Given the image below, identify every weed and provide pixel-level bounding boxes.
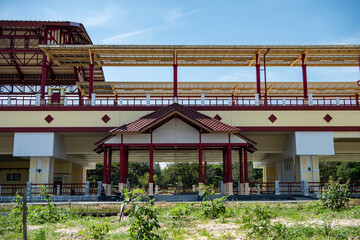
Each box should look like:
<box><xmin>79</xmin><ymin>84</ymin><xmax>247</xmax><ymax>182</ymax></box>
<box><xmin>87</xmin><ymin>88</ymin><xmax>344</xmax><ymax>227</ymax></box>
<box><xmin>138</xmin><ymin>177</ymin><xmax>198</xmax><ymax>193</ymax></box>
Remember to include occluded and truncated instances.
<box><xmin>240</xmin><ymin>203</ymin><xmax>272</xmax><ymax>238</ymax></box>
<box><xmin>32</xmin><ymin>228</ymin><xmax>46</xmax><ymax>240</ymax></box>
<box><xmin>318</xmin><ymin>177</ymin><xmax>350</xmax><ymax>210</ymax></box>
<box><xmin>78</xmin><ymin>222</ymin><xmax>109</xmax><ymax>239</ymax></box>
<box><xmin>201</xmin><ymin>184</ymin><xmax>228</xmax><ymax>219</ymax></box>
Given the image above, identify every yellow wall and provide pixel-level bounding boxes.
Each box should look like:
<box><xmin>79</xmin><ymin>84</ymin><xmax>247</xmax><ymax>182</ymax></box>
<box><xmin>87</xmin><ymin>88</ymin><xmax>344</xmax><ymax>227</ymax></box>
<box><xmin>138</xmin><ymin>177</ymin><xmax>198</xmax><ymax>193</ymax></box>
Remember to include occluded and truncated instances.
<box><xmin>263</xmin><ymin>162</ymin><xmax>278</xmax><ymax>183</ymax></box>
<box><xmin>71</xmin><ymin>163</ymin><xmax>86</xmax><ymax>184</ymax></box>
<box><xmin>0</xmin><ymin>161</ymin><xmax>29</xmax><ymax>184</ymax></box>
<box><xmin>0</xmin><ymin>110</ymin><xmax>359</xmax><ymax>128</ymax></box>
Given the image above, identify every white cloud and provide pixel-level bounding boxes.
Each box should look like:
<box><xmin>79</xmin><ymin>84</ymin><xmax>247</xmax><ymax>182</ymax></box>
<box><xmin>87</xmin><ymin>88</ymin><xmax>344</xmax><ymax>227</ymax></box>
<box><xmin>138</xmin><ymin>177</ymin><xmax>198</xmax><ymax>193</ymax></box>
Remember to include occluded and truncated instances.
<box><xmin>164</xmin><ymin>8</ymin><xmax>200</xmax><ymax>23</ymax></box>
<box><xmin>102</xmin><ymin>26</ymin><xmax>161</xmax><ymax>43</ymax></box>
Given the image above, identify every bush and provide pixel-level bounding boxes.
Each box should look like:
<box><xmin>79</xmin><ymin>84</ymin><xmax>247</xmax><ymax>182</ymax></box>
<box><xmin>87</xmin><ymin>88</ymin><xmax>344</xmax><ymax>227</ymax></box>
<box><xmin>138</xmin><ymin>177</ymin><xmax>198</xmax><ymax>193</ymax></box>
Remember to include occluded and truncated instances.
<box><xmin>200</xmin><ymin>184</ymin><xmax>228</xmax><ymax>219</ymax></box>
<box><xmin>240</xmin><ymin>203</ymin><xmax>272</xmax><ymax>238</ymax></box>
<box><xmin>78</xmin><ymin>222</ymin><xmax>109</xmax><ymax>240</ymax></box>
<box><xmin>168</xmin><ymin>203</ymin><xmax>194</xmax><ymax>222</ymax></box>
<box><xmin>125</xmin><ymin>189</ymin><xmax>161</xmax><ymax>240</ymax></box>
<box><xmin>28</xmin><ymin>186</ymin><xmax>77</xmax><ymax>224</ymax></box>
<box><xmin>33</xmin><ymin>228</ymin><xmax>46</xmax><ymax>240</ymax></box>
<box><xmin>318</xmin><ymin>177</ymin><xmax>349</xmax><ymax>210</ymax></box>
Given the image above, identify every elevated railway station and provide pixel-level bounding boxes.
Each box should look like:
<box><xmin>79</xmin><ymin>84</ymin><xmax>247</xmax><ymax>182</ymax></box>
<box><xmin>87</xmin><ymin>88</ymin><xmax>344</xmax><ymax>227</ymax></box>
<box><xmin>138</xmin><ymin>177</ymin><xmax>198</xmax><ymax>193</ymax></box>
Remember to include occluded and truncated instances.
<box><xmin>0</xmin><ymin>21</ymin><xmax>359</xmax><ymax>199</ymax></box>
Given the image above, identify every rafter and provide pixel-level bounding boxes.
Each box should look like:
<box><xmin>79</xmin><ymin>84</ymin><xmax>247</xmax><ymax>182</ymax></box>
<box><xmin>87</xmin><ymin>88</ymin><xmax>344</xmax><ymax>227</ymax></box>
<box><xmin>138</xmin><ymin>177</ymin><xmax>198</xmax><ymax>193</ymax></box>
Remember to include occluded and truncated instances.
<box><xmin>8</xmin><ymin>53</ymin><xmax>24</xmax><ymax>82</ymax></box>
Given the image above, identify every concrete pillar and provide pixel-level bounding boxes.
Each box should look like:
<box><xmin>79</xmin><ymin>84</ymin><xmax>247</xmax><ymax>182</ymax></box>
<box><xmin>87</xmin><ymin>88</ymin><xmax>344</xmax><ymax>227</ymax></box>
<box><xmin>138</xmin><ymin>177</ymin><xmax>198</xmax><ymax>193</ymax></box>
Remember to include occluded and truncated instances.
<box><xmin>255</xmin><ymin>94</ymin><xmax>259</xmax><ymax>106</ymax></box>
<box><xmin>244</xmin><ymin>183</ymin><xmax>249</xmax><ymax>195</ymax></box>
<box><xmin>35</xmin><ymin>93</ymin><xmax>41</xmax><ymax>106</ymax></box>
<box><xmin>29</xmin><ymin>157</ymin><xmax>55</xmax><ymax>184</ymax></box>
<box><xmin>155</xmin><ymin>185</ymin><xmax>159</xmax><ymax>195</ymax></box>
<box><xmin>149</xmin><ymin>183</ymin><xmax>154</xmax><ymax>196</ymax></box>
<box><xmin>275</xmin><ymin>180</ymin><xmax>280</xmax><ymax>195</ymax></box>
<box><xmin>146</xmin><ymin>94</ymin><xmax>151</xmax><ymax>106</ymax></box>
<box><xmin>304</xmin><ymin>180</ymin><xmax>309</xmax><ymax>196</ymax></box>
<box><xmin>201</xmin><ymin>94</ymin><xmax>205</xmax><ymax>106</ymax></box>
<box><xmin>192</xmin><ymin>185</ymin><xmax>196</xmax><ymax>192</ymax></box>
<box><xmin>296</xmin><ymin>155</ymin><xmax>320</xmax><ymax>182</ymax></box>
<box><xmin>91</xmin><ymin>93</ymin><xmax>96</xmax><ymax>106</ymax></box>
<box><xmin>85</xmin><ymin>181</ymin><xmax>90</xmax><ymax>196</ymax></box>
<box><xmin>26</xmin><ymin>182</ymin><xmax>32</xmax><ymax>196</ymax></box>
<box><xmin>97</xmin><ymin>181</ymin><xmax>102</xmax><ymax>195</ymax></box>
<box><xmin>56</xmin><ymin>184</ymin><xmax>61</xmax><ymax>195</ymax></box>
<box><xmin>257</xmin><ymin>184</ymin><xmax>261</xmax><ymax>195</ymax></box>
<box><xmin>220</xmin><ymin>181</ymin><xmax>224</xmax><ymax>195</ymax></box>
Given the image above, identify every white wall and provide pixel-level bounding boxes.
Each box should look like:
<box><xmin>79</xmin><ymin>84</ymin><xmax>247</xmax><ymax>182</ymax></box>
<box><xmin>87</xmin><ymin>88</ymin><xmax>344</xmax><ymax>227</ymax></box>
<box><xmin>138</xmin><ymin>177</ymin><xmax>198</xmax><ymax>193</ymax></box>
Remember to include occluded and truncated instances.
<box><xmin>295</xmin><ymin>132</ymin><xmax>334</xmax><ymax>155</ymax></box>
<box><xmin>153</xmin><ymin>118</ymin><xmax>199</xmax><ymax>143</ymax></box>
<box><xmin>13</xmin><ymin>132</ymin><xmax>55</xmax><ymax>157</ymax></box>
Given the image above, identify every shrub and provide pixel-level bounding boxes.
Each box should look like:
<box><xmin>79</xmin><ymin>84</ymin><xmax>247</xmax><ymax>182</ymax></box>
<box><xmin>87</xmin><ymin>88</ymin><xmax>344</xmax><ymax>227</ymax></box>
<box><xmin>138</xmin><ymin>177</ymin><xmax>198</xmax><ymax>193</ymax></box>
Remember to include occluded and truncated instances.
<box><xmin>350</xmin><ymin>205</ymin><xmax>360</xmax><ymax>218</ymax></box>
<box><xmin>78</xmin><ymin>222</ymin><xmax>109</xmax><ymax>240</ymax></box>
<box><xmin>200</xmin><ymin>184</ymin><xmax>228</xmax><ymax>219</ymax></box>
<box><xmin>125</xmin><ymin>189</ymin><xmax>161</xmax><ymax>240</ymax></box>
<box><xmin>240</xmin><ymin>203</ymin><xmax>272</xmax><ymax>238</ymax></box>
<box><xmin>28</xmin><ymin>185</ymin><xmax>77</xmax><ymax>224</ymax></box>
<box><xmin>318</xmin><ymin>177</ymin><xmax>349</xmax><ymax>210</ymax></box>
<box><xmin>168</xmin><ymin>203</ymin><xmax>194</xmax><ymax>222</ymax></box>
<box><xmin>33</xmin><ymin>228</ymin><xmax>47</xmax><ymax>240</ymax></box>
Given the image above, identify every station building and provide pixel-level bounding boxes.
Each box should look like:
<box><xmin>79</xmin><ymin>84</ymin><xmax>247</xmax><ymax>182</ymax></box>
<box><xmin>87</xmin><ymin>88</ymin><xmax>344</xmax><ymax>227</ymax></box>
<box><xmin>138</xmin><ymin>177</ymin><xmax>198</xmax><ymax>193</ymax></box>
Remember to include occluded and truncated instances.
<box><xmin>0</xmin><ymin>20</ymin><xmax>359</xmax><ymax>196</ymax></box>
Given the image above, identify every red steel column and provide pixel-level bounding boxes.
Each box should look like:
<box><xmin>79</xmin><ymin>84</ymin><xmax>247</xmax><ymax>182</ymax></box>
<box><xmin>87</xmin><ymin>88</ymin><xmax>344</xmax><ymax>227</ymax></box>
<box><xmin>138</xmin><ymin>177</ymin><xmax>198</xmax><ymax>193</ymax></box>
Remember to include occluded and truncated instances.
<box><xmin>239</xmin><ymin>147</ymin><xmax>244</xmax><ymax>184</ymax></box>
<box><xmin>227</xmin><ymin>145</ymin><xmax>233</xmax><ymax>183</ymax></box>
<box><xmin>89</xmin><ymin>53</ymin><xmax>95</xmax><ymax>100</ymax></box>
<box><xmin>223</xmin><ymin>148</ymin><xmax>227</xmax><ymax>183</ymax></box>
<box><xmin>107</xmin><ymin>149</ymin><xmax>112</xmax><ymax>184</ymax></box>
<box><xmin>173</xmin><ymin>64</ymin><xmax>178</xmax><ymax>98</ymax></box>
<box><xmin>255</xmin><ymin>53</ymin><xmax>261</xmax><ymax>99</ymax></box>
<box><xmin>301</xmin><ymin>53</ymin><xmax>308</xmax><ymax>99</ymax></box>
<box><xmin>203</xmin><ymin>161</ymin><xmax>207</xmax><ymax>184</ymax></box>
<box><xmin>149</xmin><ymin>146</ymin><xmax>154</xmax><ymax>183</ymax></box>
<box><xmin>102</xmin><ymin>147</ymin><xmax>107</xmax><ymax>184</ymax></box>
<box><xmin>244</xmin><ymin>146</ymin><xmax>248</xmax><ymax>183</ymax></box>
<box><xmin>119</xmin><ymin>145</ymin><xmax>126</xmax><ymax>184</ymax></box>
<box><xmin>41</xmin><ymin>28</ymin><xmax>48</xmax><ymax>99</ymax></box>
<box><xmin>125</xmin><ymin>148</ymin><xmax>129</xmax><ymax>183</ymax></box>
<box><xmin>198</xmin><ymin>146</ymin><xmax>203</xmax><ymax>183</ymax></box>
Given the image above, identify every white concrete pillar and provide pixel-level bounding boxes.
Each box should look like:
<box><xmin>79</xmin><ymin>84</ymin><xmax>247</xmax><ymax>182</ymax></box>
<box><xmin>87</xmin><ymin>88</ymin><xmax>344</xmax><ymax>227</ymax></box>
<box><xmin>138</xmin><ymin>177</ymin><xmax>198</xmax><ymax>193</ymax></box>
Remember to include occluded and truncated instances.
<box><xmin>26</xmin><ymin>182</ymin><xmax>32</xmax><ymax>196</ymax></box>
<box><xmin>85</xmin><ymin>181</ymin><xmax>90</xmax><ymax>196</ymax></box>
<box><xmin>220</xmin><ymin>181</ymin><xmax>224</xmax><ymax>195</ymax></box>
<box><xmin>282</xmin><ymin>97</ymin><xmax>286</xmax><ymax>106</ymax></box>
<box><xmin>201</xmin><ymin>94</ymin><xmax>205</xmax><ymax>106</ymax></box>
<box><xmin>7</xmin><ymin>97</ymin><xmax>11</xmax><ymax>106</ymax></box>
<box><xmin>118</xmin><ymin>97</ymin><xmax>123</xmax><ymax>106</ymax></box>
<box><xmin>227</xmin><ymin>182</ymin><xmax>233</xmax><ymax>195</ymax></box>
<box><xmin>35</xmin><ymin>93</ymin><xmax>41</xmax><ymax>106</ymax></box>
<box><xmin>255</xmin><ymin>94</ymin><xmax>259</xmax><ymax>106</ymax></box>
<box><xmin>192</xmin><ymin>185</ymin><xmax>196</xmax><ymax>192</ymax></box>
<box><xmin>308</xmin><ymin>94</ymin><xmax>313</xmax><ymax>106</ymax></box>
<box><xmin>57</xmin><ymin>185</ymin><xmax>61</xmax><ymax>195</ymax></box>
<box><xmin>336</xmin><ymin>97</ymin><xmax>340</xmax><ymax>106</ymax></box>
<box><xmin>146</xmin><ymin>94</ymin><xmax>151</xmax><ymax>106</ymax></box>
<box><xmin>97</xmin><ymin>181</ymin><xmax>102</xmax><ymax>195</ymax></box>
<box><xmin>275</xmin><ymin>180</ymin><xmax>280</xmax><ymax>195</ymax></box>
<box><xmin>149</xmin><ymin>183</ymin><xmax>154</xmax><ymax>196</ymax></box>
<box><xmin>304</xmin><ymin>180</ymin><xmax>309</xmax><ymax>196</ymax></box>
<box><xmin>228</xmin><ymin>97</ymin><xmax>232</xmax><ymax>106</ymax></box>
<box><xmin>240</xmin><ymin>183</ymin><xmax>245</xmax><ymax>195</ymax></box>
<box><xmin>64</xmin><ymin>97</ymin><xmax>67</xmax><ymax>106</ymax></box>
<box><xmin>91</xmin><ymin>93</ymin><xmax>96</xmax><ymax>106</ymax></box>
<box><xmin>155</xmin><ymin>185</ymin><xmax>159</xmax><ymax>195</ymax></box>
<box><xmin>244</xmin><ymin>183</ymin><xmax>250</xmax><ymax>195</ymax></box>
<box><xmin>257</xmin><ymin>184</ymin><xmax>261</xmax><ymax>195</ymax></box>
<box><xmin>198</xmin><ymin>183</ymin><xmax>203</xmax><ymax>196</ymax></box>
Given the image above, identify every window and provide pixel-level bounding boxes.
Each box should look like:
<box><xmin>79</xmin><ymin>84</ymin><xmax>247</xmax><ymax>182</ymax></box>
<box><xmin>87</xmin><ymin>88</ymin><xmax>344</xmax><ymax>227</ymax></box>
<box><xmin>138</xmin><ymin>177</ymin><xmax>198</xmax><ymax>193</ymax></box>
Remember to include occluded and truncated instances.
<box><xmin>7</xmin><ymin>173</ymin><xmax>21</xmax><ymax>181</ymax></box>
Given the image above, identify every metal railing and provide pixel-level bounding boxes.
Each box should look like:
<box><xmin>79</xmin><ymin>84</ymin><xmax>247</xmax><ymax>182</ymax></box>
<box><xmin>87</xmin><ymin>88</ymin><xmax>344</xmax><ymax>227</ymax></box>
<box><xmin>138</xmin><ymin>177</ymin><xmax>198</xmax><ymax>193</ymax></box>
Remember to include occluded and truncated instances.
<box><xmin>0</xmin><ymin>94</ymin><xmax>358</xmax><ymax>108</ymax></box>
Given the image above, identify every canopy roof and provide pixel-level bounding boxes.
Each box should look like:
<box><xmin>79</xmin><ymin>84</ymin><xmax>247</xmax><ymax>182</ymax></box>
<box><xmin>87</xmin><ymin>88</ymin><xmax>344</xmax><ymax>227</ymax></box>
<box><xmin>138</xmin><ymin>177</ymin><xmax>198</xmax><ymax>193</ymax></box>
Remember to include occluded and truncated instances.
<box><xmin>40</xmin><ymin>44</ymin><xmax>360</xmax><ymax>67</ymax></box>
<box><xmin>111</xmin><ymin>103</ymin><xmax>240</xmax><ymax>134</ymax></box>
<box><xmin>0</xmin><ymin>21</ymin><xmax>105</xmax><ymax>85</ymax></box>
<box><xmin>77</xmin><ymin>81</ymin><xmax>360</xmax><ymax>96</ymax></box>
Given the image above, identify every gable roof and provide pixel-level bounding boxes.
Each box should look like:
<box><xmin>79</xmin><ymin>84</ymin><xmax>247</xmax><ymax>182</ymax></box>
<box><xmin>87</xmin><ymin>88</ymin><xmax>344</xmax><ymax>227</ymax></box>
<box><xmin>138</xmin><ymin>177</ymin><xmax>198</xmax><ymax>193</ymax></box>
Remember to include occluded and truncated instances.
<box><xmin>110</xmin><ymin>103</ymin><xmax>240</xmax><ymax>134</ymax></box>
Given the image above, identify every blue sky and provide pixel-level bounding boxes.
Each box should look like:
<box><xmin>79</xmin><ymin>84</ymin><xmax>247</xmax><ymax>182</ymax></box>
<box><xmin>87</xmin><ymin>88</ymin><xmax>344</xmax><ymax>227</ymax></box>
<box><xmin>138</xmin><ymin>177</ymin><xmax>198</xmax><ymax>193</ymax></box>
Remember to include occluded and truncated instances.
<box><xmin>1</xmin><ymin>0</ymin><xmax>359</xmax><ymax>83</ymax></box>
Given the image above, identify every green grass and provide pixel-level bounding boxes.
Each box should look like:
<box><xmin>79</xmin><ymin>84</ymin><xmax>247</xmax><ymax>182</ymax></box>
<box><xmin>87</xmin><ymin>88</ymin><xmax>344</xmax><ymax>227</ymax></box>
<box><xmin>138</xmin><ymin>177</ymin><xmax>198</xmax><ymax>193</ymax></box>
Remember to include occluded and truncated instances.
<box><xmin>0</xmin><ymin>200</ymin><xmax>359</xmax><ymax>239</ymax></box>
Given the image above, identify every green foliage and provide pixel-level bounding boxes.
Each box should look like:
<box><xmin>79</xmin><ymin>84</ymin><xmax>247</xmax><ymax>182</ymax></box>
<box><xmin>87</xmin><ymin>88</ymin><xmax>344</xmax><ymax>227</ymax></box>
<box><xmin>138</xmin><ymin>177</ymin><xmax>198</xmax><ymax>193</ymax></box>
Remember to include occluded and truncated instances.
<box><xmin>240</xmin><ymin>203</ymin><xmax>272</xmax><ymax>238</ymax></box>
<box><xmin>200</xmin><ymin>184</ymin><xmax>228</xmax><ymax>218</ymax></box>
<box><xmin>350</xmin><ymin>205</ymin><xmax>360</xmax><ymax>218</ymax></box>
<box><xmin>125</xmin><ymin>189</ymin><xmax>161</xmax><ymax>240</ymax></box>
<box><xmin>318</xmin><ymin>178</ymin><xmax>350</xmax><ymax>210</ymax></box>
<box><xmin>168</xmin><ymin>203</ymin><xmax>194</xmax><ymax>222</ymax></box>
<box><xmin>78</xmin><ymin>222</ymin><xmax>109</xmax><ymax>240</ymax></box>
<box><xmin>33</xmin><ymin>228</ymin><xmax>46</xmax><ymax>240</ymax></box>
<box><xmin>7</xmin><ymin>194</ymin><xmax>24</xmax><ymax>233</ymax></box>
<box><xmin>28</xmin><ymin>186</ymin><xmax>77</xmax><ymax>224</ymax></box>
<box><xmin>320</xmin><ymin>161</ymin><xmax>360</xmax><ymax>182</ymax></box>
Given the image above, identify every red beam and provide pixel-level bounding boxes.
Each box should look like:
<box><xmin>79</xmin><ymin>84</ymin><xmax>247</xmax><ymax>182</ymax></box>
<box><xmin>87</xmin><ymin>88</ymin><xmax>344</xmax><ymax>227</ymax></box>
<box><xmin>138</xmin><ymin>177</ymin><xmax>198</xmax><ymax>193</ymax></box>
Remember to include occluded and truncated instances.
<box><xmin>8</xmin><ymin>53</ymin><xmax>24</xmax><ymax>82</ymax></box>
<box><xmin>227</xmin><ymin>145</ymin><xmax>233</xmax><ymax>183</ymax></box>
<box><xmin>244</xmin><ymin>147</ymin><xmax>248</xmax><ymax>183</ymax></box>
<box><xmin>149</xmin><ymin>145</ymin><xmax>154</xmax><ymax>183</ymax></box>
<box><xmin>198</xmin><ymin>146</ymin><xmax>203</xmax><ymax>183</ymax></box>
<box><xmin>302</xmin><ymin>53</ymin><xmax>308</xmax><ymax>99</ymax></box>
<box><xmin>173</xmin><ymin>64</ymin><xmax>178</xmax><ymax>98</ymax></box>
<box><xmin>223</xmin><ymin>148</ymin><xmax>227</xmax><ymax>183</ymax></box>
<box><xmin>239</xmin><ymin>147</ymin><xmax>243</xmax><ymax>183</ymax></box>
<box><xmin>255</xmin><ymin>54</ymin><xmax>261</xmax><ymax>99</ymax></box>
<box><xmin>89</xmin><ymin>53</ymin><xmax>94</xmax><ymax>99</ymax></box>
<box><xmin>107</xmin><ymin>149</ymin><xmax>112</xmax><ymax>184</ymax></box>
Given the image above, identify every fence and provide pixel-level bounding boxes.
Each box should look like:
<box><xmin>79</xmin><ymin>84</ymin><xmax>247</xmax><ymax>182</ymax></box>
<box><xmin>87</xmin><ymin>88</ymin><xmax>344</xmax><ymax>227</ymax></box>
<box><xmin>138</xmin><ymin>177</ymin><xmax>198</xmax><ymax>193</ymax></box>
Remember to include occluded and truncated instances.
<box><xmin>0</xmin><ymin>94</ymin><xmax>358</xmax><ymax>108</ymax></box>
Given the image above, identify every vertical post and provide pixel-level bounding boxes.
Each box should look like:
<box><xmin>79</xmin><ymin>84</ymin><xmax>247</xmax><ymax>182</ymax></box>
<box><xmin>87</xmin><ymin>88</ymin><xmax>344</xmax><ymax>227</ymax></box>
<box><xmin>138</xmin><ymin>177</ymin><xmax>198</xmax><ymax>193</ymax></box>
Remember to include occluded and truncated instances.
<box><xmin>119</xmin><ymin>144</ymin><xmax>126</xmax><ymax>190</ymax></box>
<box><xmin>244</xmin><ymin>146</ymin><xmax>249</xmax><ymax>195</ymax></box>
<box><xmin>57</xmin><ymin>184</ymin><xmax>61</xmax><ymax>196</ymax></box>
<box><xmin>222</xmin><ymin>148</ymin><xmax>227</xmax><ymax>189</ymax></box>
<box><xmin>239</xmin><ymin>147</ymin><xmax>244</xmax><ymax>195</ymax></box>
<box><xmin>149</xmin><ymin>145</ymin><xmax>154</xmax><ymax>196</ymax></box>
<box><xmin>102</xmin><ymin>147</ymin><xmax>107</xmax><ymax>185</ymax></box>
<box><xmin>302</xmin><ymin>53</ymin><xmax>308</xmax><ymax>99</ymax></box>
<box><xmin>97</xmin><ymin>181</ymin><xmax>102</xmax><ymax>195</ymax></box>
<box><xmin>107</xmin><ymin>149</ymin><xmax>112</xmax><ymax>184</ymax></box>
<box><xmin>227</xmin><ymin>145</ymin><xmax>233</xmax><ymax>195</ymax></box>
<box><xmin>356</xmin><ymin>93</ymin><xmax>359</xmax><ymax>106</ymax></box>
<box><xmin>40</xmin><ymin>28</ymin><xmax>48</xmax><ymax>100</ymax></box>
<box><xmin>198</xmin><ymin>146</ymin><xmax>203</xmax><ymax>196</ymax></box>
<box><xmin>85</xmin><ymin>181</ymin><xmax>90</xmax><ymax>196</ymax></box>
<box><xmin>23</xmin><ymin>187</ymin><xmax>27</xmax><ymax>240</ymax></box>
<box><xmin>257</xmin><ymin>184</ymin><xmax>261</xmax><ymax>195</ymax></box>
<box><xmin>173</xmin><ymin>51</ymin><xmax>178</xmax><ymax>98</ymax></box>
<box><xmin>203</xmin><ymin>161</ymin><xmax>207</xmax><ymax>185</ymax></box>
<box><xmin>275</xmin><ymin>180</ymin><xmax>280</xmax><ymax>195</ymax></box>
<box><xmin>89</xmin><ymin>53</ymin><xmax>94</xmax><ymax>101</ymax></box>
<box><xmin>125</xmin><ymin>148</ymin><xmax>129</xmax><ymax>184</ymax></box>
<box><xmin>255</xmin><ymin>53</ymin><xmax>261</xmax><ymax>99</ymax></box>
